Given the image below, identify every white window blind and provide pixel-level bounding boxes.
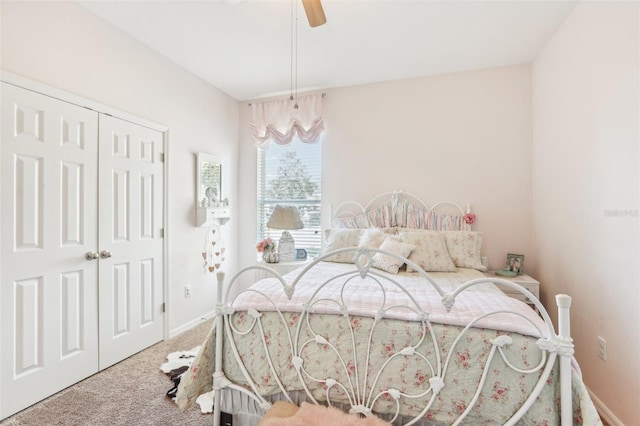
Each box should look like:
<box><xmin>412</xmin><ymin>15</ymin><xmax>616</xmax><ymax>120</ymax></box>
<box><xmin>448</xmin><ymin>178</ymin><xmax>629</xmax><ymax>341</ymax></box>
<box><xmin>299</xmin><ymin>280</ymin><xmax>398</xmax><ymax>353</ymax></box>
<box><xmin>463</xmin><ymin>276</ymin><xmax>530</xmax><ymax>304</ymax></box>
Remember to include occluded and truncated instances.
<box><xmin>257</xmin><ymin>140</ymin><xmax>322</xmax><ymax>257</ymax></box>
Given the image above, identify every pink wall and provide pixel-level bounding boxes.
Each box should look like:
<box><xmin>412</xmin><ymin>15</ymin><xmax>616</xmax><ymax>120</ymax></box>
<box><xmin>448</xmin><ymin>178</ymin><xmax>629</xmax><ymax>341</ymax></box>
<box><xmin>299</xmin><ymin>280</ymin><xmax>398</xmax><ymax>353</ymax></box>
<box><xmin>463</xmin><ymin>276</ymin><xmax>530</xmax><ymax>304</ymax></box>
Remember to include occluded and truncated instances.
<box><xmin>532</xmin><ymin>2</ymin><xmax>639</xmax><ymax>424</ymax></box>
<box><xmin>1</xmin><ymin>1</ymin><xmax>240</xmax><ymax>335</ymax></box>
<box><xmin>238</xmin><ymin>64</ymin><xmax>534</xmax><ymax>276</ymax></box>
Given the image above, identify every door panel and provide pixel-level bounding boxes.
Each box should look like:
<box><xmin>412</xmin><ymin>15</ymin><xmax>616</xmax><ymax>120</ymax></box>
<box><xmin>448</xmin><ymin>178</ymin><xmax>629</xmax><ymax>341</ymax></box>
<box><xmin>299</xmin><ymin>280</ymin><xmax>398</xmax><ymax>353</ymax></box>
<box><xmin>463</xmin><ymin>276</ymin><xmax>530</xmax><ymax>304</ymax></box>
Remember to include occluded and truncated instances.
<box><xmin>98</xmin><ymin>114</ymin><xmax>164</xmax><ymax>370</ymax></box>
<box><xmin>14</xmin><ymin>156</ymin><xmax>44</xmax><ymax>249</ymax></box>
<box><xmin>60</xmin><ymin>270</ymin><xmax>86</xmax><ymax>357</ymax></box>
<box><xmin>1</xmin><ymin>82</ymin><xmax>99</xmax><ymax>419</ymax></box>
<box><xmin>14</xmin><ymin>277</ymin><xmax>43</xmax><ymax>375</ymax></box>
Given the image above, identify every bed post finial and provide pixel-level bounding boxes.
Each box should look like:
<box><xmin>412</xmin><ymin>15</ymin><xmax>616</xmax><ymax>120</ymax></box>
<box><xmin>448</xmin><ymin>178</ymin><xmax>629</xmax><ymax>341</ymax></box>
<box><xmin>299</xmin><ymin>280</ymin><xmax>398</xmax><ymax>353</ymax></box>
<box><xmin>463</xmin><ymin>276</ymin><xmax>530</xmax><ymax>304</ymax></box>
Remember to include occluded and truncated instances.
<box><xmin>556</xmin><ymin>294</ymin><xmax>571</xmax><ymax>309</ymax></box>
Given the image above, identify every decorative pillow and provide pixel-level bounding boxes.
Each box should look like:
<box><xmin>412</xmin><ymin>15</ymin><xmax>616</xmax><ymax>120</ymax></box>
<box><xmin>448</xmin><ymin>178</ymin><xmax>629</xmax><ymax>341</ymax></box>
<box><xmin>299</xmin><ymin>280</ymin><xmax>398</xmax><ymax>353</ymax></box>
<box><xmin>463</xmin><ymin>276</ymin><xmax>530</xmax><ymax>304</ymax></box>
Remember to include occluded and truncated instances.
<box><xmin>358</xmin><ymin>228</ymin><xmax>390</xmax><ymax>249</ymax></box>
<box><xmin>443</xmin><ymin>231</ymin><xmax>486</xmax><ymax>271</ymax></box>
<box><xmin>372</xmin><ymin>237</ymin><xmax>416</xmax><ymax>274</ymax></box>
<box><xmin>398</xmin><ymin>231</ymin><xmax>457</xmax><ymax>272</ymax></box>
<box><xmin>322</xmin><ymin>229</ymin><xmax>362</xmax><ymax>263</ymax></box>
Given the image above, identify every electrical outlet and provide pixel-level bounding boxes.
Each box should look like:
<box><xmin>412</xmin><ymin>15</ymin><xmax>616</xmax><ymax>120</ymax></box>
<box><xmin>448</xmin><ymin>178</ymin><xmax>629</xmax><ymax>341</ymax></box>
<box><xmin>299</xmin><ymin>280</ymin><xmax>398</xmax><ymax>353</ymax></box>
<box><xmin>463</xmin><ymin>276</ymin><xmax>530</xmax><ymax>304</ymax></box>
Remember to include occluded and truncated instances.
<box><xmin>597</xmin><ymin>336</ymin><xmax>607</xmax><ymax>362</ymax></box>
<box><xmin>184</xmin><ymin>284</ymin><xmax>192</xmax><ymax>298</ymax></box>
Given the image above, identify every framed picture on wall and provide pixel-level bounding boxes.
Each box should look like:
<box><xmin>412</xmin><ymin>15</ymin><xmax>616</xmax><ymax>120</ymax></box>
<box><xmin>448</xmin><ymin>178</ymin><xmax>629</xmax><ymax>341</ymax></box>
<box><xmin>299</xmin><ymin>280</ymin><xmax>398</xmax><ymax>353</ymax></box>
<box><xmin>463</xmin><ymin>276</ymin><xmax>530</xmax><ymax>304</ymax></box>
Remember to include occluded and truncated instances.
<box><xmin>197</xmin><ymin>152</ymin><xmax>222</xmax><ymax>207</ymax></box>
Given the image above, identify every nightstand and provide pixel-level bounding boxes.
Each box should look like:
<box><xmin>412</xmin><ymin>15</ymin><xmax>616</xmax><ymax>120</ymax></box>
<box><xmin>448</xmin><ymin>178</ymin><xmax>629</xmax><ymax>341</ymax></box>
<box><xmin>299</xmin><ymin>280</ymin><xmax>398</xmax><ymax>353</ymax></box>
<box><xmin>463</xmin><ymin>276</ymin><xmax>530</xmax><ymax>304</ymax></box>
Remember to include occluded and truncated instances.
<box><xmin>255</xmin><ymin>259</ymin><xmax>311</xmax><ymax>282</ymax></box>
<box><xmin>484</xmin><ymin>271</ymin><xmax>540</xmax><ymax>309</ymax></box>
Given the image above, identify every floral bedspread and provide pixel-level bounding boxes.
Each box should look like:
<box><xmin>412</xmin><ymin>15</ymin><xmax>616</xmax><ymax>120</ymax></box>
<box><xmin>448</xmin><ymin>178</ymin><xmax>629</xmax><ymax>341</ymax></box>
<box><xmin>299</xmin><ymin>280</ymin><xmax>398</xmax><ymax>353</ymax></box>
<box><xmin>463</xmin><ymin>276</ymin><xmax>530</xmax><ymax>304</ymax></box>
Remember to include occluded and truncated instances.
<box><xmin>176</xmin><ymin>266</ymin><xmax>601</xmax><ymax>425</ymax></box>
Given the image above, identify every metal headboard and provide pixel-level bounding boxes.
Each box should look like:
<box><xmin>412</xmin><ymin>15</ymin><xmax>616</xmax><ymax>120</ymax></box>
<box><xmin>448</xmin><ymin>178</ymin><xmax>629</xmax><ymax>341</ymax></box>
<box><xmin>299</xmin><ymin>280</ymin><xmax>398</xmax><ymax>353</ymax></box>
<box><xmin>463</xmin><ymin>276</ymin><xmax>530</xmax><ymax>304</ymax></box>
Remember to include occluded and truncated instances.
<box><xmin>330</xmin><ymin>190</ymin><xmax>473</xmax><ymax>230</ymax></box>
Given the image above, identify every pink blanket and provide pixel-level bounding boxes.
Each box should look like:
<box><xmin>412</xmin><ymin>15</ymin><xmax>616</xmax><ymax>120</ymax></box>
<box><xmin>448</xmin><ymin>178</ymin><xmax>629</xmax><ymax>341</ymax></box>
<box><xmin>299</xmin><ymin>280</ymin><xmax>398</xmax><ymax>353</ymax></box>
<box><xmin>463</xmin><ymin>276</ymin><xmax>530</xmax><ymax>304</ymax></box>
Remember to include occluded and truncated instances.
<box><xmin>260</xmin><ymin>402</ymin><xmax>390</xmax><ymax>426</ymax></box>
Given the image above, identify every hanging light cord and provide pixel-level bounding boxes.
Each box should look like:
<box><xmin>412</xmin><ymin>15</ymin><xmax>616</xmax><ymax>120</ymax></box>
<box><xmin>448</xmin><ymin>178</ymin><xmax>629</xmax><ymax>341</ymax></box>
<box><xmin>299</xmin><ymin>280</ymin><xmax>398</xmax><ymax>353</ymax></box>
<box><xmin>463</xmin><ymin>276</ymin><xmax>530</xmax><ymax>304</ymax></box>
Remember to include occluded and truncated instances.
<box><xmin>294</xmin><ymin>0</ymin><xmax>299</xmax><ymax>109</ymax></box>
<box><xmin>290</xmin><ymin>0</ymin><xmax>294</xmax><ymax>101</ymax></box>
<box><xmin>289</xmin><ymin>0</ymin><xmax>299</xmax><ymax>109</ymax></box>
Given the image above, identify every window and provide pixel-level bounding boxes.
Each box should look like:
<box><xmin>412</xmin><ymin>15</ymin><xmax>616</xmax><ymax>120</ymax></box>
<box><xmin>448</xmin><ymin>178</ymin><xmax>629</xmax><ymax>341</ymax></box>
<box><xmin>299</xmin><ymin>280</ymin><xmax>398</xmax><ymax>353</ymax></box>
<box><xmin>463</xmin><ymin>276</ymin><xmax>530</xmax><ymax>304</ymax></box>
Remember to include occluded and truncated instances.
<box><xmin>257</xmin><ymin>140</ymin><xmax>322</xmax><ymax>258</ymax></box>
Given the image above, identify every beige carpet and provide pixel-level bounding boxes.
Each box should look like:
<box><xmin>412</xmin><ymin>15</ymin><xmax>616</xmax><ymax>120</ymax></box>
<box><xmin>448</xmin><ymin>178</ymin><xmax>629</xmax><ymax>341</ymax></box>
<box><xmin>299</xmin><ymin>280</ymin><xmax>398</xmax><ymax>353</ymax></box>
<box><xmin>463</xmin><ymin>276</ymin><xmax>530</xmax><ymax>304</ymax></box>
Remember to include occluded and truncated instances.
<box><xmin>0</xmin><ymin>320</ymin><xmax>214</xmax><ymax>426</ymax></box>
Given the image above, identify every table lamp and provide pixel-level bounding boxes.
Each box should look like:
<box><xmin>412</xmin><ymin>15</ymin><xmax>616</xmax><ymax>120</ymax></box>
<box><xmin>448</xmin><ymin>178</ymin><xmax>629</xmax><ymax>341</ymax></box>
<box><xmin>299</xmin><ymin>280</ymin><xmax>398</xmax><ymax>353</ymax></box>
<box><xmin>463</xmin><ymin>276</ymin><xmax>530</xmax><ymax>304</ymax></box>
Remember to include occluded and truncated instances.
<box><xmin>267</xmin><ymin>205</ymin><xmax>304</xmax><ymax>262</ymax></box>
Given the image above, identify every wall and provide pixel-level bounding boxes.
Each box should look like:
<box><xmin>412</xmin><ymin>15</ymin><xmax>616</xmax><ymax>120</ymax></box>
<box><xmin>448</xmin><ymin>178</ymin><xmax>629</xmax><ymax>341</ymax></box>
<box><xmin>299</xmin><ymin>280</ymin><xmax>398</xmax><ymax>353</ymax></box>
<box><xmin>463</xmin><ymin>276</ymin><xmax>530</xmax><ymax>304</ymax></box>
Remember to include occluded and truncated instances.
<box><xmin>532</xmin><ymin>2</ymin><xmax>639</xmax><ymax>424</ymax></box>
<box><xmin>239</xmin><ymin>64</ymin><xmax>534</xmax><ymax>276</ymax></box>
<box><xmin>0</xmin><ymin>1</ymin><xmax>240</xmax><ymax>336</ymax></box>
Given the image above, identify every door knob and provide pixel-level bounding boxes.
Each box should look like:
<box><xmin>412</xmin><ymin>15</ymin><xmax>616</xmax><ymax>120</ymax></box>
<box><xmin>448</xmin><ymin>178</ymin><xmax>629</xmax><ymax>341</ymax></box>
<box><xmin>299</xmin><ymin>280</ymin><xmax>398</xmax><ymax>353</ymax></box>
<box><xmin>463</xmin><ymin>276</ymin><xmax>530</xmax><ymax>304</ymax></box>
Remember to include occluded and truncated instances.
<box><xmin>100</xmin><ymin>250</ymin><xmax>113</xmax><ymax>259</ymax></box>
<box><xmin>85</xmin><ymin>251</ymin><xmax>99</xmax><ymax>260</ymax></box>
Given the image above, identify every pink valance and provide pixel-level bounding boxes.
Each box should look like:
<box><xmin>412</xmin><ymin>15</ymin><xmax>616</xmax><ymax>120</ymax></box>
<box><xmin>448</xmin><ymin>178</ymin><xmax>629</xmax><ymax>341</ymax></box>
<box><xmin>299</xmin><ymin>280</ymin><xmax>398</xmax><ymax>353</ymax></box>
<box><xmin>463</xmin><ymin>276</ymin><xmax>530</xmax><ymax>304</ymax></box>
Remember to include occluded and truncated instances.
<box><xmin>250</xmin><ymin>94</ymin><xmax>325</xmax><ymax>148</ymax></box>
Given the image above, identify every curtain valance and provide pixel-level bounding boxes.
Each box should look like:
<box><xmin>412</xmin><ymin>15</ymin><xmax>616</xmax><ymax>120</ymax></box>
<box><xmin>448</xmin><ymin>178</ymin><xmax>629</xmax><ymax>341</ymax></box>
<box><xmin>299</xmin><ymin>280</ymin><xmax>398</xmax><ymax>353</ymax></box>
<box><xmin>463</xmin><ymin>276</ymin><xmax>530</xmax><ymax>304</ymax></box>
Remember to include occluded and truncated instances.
<box><xmin>250</xmin><ymin>94</ymin><xmax>325</xmax><ymax>148</ymax></box>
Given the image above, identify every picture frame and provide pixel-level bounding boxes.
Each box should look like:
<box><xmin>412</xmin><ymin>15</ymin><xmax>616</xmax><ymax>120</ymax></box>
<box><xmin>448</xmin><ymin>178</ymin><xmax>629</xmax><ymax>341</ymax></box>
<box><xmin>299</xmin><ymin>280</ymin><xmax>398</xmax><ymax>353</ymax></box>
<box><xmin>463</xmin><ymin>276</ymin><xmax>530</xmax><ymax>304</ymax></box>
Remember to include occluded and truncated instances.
<box><xmin>505</xmin><ymin>253</ymin><xmax>525</xmax><ymax>275</ymax></box>
<box><xmin>295</xmin><ymin>248</ymin><xmax>307</xmax><ymax>260</ymax></box>
<box><xmin>196</xmin><ymin>153</ymin><xmax>223</xmax><ymax>207</ymax></box>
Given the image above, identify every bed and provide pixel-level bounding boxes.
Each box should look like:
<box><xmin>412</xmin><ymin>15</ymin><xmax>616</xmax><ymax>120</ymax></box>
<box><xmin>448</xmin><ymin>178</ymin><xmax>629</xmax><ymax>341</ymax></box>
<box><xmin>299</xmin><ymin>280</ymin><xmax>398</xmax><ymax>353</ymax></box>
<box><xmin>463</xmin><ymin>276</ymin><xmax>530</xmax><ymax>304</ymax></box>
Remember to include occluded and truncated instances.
<box><xmin>176</xmin><ymin>191</ymin><xmax>601</xmax><ymax>425</ymax></box>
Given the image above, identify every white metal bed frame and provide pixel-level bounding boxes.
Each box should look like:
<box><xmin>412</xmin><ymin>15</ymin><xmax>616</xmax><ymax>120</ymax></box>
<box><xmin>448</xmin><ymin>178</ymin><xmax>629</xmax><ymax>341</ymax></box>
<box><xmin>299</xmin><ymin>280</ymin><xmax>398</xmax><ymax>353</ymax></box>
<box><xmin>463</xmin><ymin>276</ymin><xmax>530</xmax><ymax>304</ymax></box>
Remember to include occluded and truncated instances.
<box><xmin>209</xmin><ymin>192</ymin><xmax>575</xmax><ymax>425</ymax></box>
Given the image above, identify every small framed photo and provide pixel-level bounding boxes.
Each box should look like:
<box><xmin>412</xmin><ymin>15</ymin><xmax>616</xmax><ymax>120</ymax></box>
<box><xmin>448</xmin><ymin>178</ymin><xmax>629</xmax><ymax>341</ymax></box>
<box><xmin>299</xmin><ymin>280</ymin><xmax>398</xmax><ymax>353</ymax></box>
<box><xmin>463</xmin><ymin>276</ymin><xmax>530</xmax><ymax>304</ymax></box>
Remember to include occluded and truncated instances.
<box><xmin>506</xmin><ymin>253</ymin><xmax>524</xmax><ymax>275</ymax></box>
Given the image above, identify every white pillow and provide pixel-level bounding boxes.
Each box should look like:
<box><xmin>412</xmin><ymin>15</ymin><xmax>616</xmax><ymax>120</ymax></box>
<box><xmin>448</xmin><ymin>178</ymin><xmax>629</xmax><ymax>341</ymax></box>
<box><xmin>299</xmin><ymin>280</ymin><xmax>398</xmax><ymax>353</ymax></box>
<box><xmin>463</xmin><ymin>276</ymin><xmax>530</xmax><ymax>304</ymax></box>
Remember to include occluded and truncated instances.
<box><xmin>358</xmin><ymin>228</ymin><xmax>388</xmax><ymax>249</ymax></box>
<box><xmin>399</xmin><ymin>231</ymin><xmax>457</xmax><ymax>272</ymax></box>
<box><xmin>443</xmin><ymin>231</ymin><xmax>486</xmax><ymax>271</ymax></box>
<box><xmin>323</xmin><ymin>229</ymin><xmax>362</xmax><ymax>263</ymax></box>
<box><xmin>372</xmin><ymin>237</ymin><xmax>416</xmax><ymax>274</ymax></box>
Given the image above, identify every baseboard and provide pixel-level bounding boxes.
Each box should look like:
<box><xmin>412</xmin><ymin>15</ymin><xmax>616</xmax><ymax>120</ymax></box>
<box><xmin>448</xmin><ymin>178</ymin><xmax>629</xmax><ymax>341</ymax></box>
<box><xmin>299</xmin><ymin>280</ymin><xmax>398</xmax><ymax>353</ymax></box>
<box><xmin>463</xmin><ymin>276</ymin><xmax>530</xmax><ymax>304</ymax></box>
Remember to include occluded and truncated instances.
<box><xmin>168</xmin><ymin>310</ymin><xmax>216</xmax><ymax>339</ymax></box>
<box><xmin>587</xmin><ymin>387</ymin><xmax>624</xmax><ymax>426</ymax></box>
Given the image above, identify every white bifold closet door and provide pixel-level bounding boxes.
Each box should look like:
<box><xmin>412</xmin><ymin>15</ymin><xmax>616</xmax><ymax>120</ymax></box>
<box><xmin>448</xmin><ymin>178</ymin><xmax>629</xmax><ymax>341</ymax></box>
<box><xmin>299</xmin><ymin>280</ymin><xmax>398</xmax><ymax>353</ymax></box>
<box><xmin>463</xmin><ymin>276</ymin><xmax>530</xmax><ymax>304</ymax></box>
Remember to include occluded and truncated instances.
<box><xmin>97</xmin><ymin>114</ymin><xmax>164</xmax><ymax>370</ymax></box>
<box><xmin>0</xmin><ymin>82</ymin><xmax>164</xmax><ymax>419</ymax></box>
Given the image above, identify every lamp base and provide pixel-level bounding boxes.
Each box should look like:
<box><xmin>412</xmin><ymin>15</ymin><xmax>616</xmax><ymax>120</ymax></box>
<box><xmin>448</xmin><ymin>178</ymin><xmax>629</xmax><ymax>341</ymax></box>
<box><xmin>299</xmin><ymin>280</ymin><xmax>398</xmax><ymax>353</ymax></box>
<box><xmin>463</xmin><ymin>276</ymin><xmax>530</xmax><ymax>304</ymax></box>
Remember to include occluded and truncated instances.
<box><xmin>278</xmin><ymin>230</ymin><xmax>295</xmax><ymax>262</ymax></box>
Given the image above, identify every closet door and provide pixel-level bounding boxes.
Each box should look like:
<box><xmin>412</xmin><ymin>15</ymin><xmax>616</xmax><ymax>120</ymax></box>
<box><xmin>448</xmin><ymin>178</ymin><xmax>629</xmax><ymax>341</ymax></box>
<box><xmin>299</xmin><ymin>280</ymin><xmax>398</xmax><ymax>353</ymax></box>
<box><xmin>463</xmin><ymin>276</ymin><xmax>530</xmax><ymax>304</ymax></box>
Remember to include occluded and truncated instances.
<box><xmin>0</xmin><ymin>83</ymin><xmax>100</xmax><ymax>418</ymax></box>
<box><xmin>97</xmin><ymin>115</ymin><xmax>164</xmax><ymax>369</ymax></box>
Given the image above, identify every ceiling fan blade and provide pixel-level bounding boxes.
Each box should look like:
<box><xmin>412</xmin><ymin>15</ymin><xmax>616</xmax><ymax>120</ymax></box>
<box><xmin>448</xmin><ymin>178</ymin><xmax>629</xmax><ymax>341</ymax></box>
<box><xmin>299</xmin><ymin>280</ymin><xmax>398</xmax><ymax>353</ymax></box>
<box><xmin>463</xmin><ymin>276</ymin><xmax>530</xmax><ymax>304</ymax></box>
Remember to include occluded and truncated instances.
<box><xmin>301</xmin><ymin>0</ymin><xmax>327</xmax><ymax>27</ymax></box>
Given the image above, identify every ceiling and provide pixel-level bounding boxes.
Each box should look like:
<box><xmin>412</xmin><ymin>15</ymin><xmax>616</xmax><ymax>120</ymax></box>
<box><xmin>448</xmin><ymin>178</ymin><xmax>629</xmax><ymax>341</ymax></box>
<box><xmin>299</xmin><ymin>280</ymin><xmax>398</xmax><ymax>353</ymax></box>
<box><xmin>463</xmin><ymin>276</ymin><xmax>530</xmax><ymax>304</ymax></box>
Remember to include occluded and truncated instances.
<box><xmin>78</xmin><ymin>0</ymin><xmax>577</xmax><ymax>101</ymax></box>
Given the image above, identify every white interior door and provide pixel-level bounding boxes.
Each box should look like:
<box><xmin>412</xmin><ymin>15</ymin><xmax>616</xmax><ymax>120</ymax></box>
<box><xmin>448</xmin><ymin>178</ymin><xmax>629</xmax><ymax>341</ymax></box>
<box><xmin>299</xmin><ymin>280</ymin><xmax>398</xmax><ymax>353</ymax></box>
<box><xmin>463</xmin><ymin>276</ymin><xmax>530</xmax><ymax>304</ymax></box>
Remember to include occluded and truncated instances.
<box><xmin>97</xmin><ymin>114</ymin><xmax>164</xmax><ymax>369</ymax></box>
<box><xmin>0</xmin><ymin>83</ymin><xmax>100</xmax><ymax>418</ymax></box>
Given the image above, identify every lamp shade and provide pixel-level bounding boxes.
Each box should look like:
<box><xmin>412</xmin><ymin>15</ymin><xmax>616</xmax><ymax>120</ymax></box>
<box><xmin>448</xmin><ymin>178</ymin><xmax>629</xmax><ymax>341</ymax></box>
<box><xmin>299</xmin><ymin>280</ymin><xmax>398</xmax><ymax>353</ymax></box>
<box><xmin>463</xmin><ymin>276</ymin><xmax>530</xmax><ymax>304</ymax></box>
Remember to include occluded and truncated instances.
<box><xmin>267</xmin><ymin>205</ymin><xmax>303</xmax><ymax>230</ymax></box>
<box><xmin>267</xmin><ymin>205</ymin><xmax>303</xmax><ymax>262</ymax></box>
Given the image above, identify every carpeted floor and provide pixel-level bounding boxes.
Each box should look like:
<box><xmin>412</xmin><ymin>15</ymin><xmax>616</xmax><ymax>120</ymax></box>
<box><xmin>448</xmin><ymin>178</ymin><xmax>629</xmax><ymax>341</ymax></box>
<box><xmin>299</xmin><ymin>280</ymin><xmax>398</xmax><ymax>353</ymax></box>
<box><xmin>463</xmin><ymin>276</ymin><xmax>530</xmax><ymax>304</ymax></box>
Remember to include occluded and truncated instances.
<box><xmin>0</xmin><ymin>320</ymin><xmax>214</xmax><ymax>426</ymax></box>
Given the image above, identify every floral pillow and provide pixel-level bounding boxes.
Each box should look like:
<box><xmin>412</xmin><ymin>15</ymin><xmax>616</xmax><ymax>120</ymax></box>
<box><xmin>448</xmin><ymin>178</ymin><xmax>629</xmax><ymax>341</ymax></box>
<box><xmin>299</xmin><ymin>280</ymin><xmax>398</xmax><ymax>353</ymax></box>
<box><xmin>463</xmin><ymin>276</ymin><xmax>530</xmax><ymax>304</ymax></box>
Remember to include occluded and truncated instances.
<box><xmin>372</xmin><ymin>237</ymin><xmax>416</xmax><ymax>274</ymax></box>
<box><xmin>443</xmin><ymin>231</ymin><xmax>486</xmax><ymax>271</ymax></box>
<box><xmin>398</xmin><ymin>231</ymin><xmax>457</xmax><ymax>272</ymax></box>
<box><xmin>322</xmin><ymin>229</ymin><xmax>362</xmax><ymax>263</ymax></box>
